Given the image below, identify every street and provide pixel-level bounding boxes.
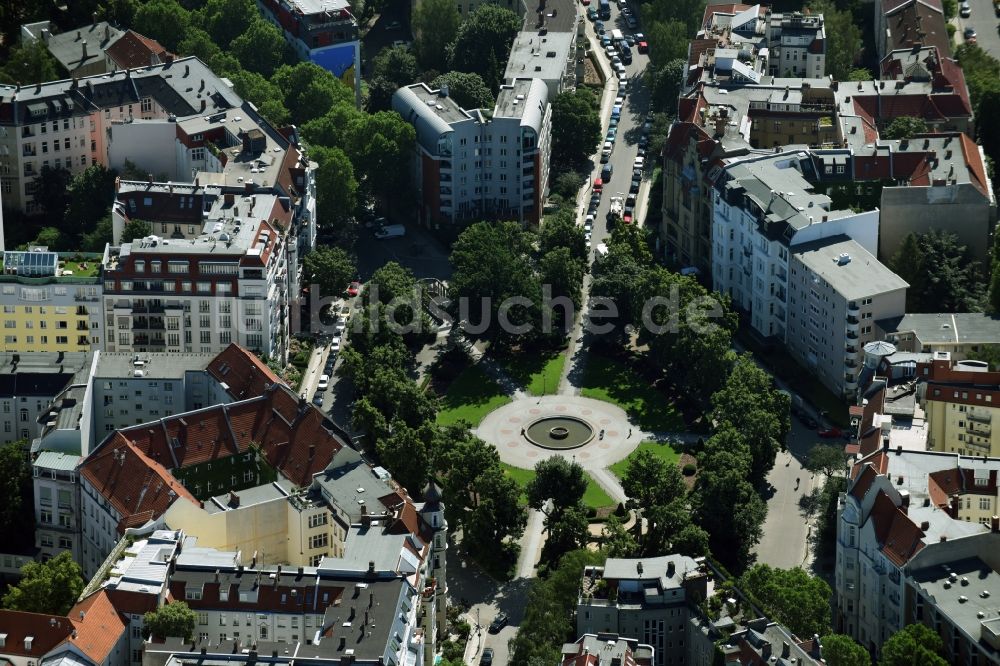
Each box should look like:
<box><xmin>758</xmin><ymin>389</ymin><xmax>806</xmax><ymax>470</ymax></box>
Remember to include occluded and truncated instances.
<box><xmin>954</xmin><ymin>0</ymin><xmax>1000</xmax><ymax>58</ymax></box>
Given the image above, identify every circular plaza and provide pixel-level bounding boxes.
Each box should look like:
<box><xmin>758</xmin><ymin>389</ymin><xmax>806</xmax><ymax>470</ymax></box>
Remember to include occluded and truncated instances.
<box><xmin>476</xmin><ymin>395</ymin><xmax>641</xmax><ymax>469</ymax></box>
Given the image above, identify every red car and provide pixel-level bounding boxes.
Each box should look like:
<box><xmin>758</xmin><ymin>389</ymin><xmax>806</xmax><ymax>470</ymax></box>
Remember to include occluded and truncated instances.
<box><xmin>637</xmin><ymin>40</ymin><xmax>648</xmax><ymax>53</ymax></box>
<box><xmin>593</xmin><ymin>178</ymin><xmax>603</xmax><ymax>193</ymax></box>
<box><xmin>346</xmin><ymin>281</ymin><xmax>361</xmax><ymax>297</ymax></box>
<box><xmin>622</xmin><ymin>212</ymin><xmax>633</xmax><ymax>224</ymax></box>
<box><xmin>581</xmin><ymin>0</ymin><xmax>591</xmax><ymax>5</ymax></box>
<box><xmin>818</xmin><ymin>427</ymin><xmax>843</xmax><ymax>439</ymax></box>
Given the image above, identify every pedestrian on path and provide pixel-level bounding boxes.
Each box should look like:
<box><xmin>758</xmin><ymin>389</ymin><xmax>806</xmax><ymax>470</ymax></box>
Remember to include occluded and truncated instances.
<box><xmin>628</xmin><ymin>428</ymin><xmax>632</xmax><ymax>438</ymax></box>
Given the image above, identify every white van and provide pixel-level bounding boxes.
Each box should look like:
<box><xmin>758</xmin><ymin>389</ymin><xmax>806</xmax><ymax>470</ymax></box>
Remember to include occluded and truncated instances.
<box><xmin>633</xmin><ymin>156</ymin><xmax>645</xmax><ymax>170</ymax></box>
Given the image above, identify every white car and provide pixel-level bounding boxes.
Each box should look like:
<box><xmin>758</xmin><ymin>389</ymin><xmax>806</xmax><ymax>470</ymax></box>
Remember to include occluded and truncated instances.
<box><xmin>619</xmin><ymin>76</ymin><xmax>629</xmax><ymax>90</ymax></box>
<box><xmin>585</xmin><ymin>214</ymin><xmax>595</xmax><ymax>226</ymax></box>
<box><xmin>611</xmin><ymin>55</ymin><xmax>622</xmax><ymax>67</ymax></box>
<box><xmin>605</xmin><ymin>45</ymin><xmax>616</xmax><ymax>58</ymax></box>
<box><xmin>615</xmin><ymin>94</ymin><xmax>625</xmax><ymax>106</ymax></box>
<box><xmin>330</xmin><ymin>338</ymin><xmax>342</xmax><ymax>353</ymax></box>
<box><xmin>615</xmin><ymin>63</ymin><xmax>626</xmax><ymax>77</ymax></box>
<box><xmin>317</xmin><ymin>374</ymin><xmax>330</xmax><ymax>391</ymax></box>
<box><xmin>334</xmin><ymin>318</ymin><xmax>346</xmax><ymax>334</ymax></box>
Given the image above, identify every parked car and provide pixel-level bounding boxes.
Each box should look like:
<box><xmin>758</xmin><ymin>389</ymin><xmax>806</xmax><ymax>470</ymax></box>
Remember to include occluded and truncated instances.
<box><xmin>960</xmin><ymin>0</ymin><xmax>971</xmax><ymax>16</ymax></box>
<box><xmin>626</xmin><ymin>15</ymin><xmax>638</xmax><ymax>28</ymax></box>
<box><xmin>606</xmin><ymin>129</ymin><xmax>617</xmax><ymax>142</ymax></box>
<box><xmin>317</xmin><ymin>374</ymin><xmax>330</xmax><ymax>391</ymax></box>
<box><xmin>601</xmin><ymin>35</ymin><xmax>612</xmax><ymax>47</ymax></box>
<box><xmin>615</xmin><ymin>62</ymin><xmax>626</xmax><ymax>77</ymax></box>
<box><xmin>581</xmin><ymin>0</ymin><xmax>591</xmax><ymax>5</ymax></box>
<box><xmin>346</xmin><ymin>281</ymin><xmax>361</xmax><ymax>296</ymax></box>
<box><xmin>818</xmin><ymin>427</ymin><xmax>844</xmax><ymax>439</ymax></box>
<box><xmin>612</xmin><ymin>104</ymin><xmax>622</xmax><ymax>117</ymax></box>
<box><xmin>637</xmin><ymin>40</ymin><xmax>648</xmax><ymax>53</ymax></box>
<box><xmin>615</xmin><ymin>93</ymin><xmax>625</xmax><ymax>105</ymax></box>
<box><xmin>630</xmin><ymin>178</ymin><xmax>640</xmax><ymax>194</ymax></box>
<box><xmin>601</xmin><ymin>164</ymin><xmax>613</xmax><ymax>181</ymax></box>
<box><xmin>587</xmin><ymin>7</ymin><xmax>598</xmax><ymax>19</ymax></box>
<box><xmin>330</xmin><ymin>338</ymin><xmax>341</xmax><ymax>353</ymax></box>
<box><xmin>595</xmin><ymin>20</ymin><xmax>605</xmax><ymax>30</ymax></box>
<box><xmin>312</xmin><ymin>394</ymin><xmax>324</xmax><ymax>406</ymax></box>
<box><xmin>625</xmin><ymin>34</ymin><xmax>637</xmax><ymax>45</ymax></box>
<box><xmin>480</xmin><ymin>648</ymin><xmax>494</xmax><ymax>666</ymax></box>
<box><xmin>488</xmin><ymin>613</ymin><xmax>509</xmax><ymax>633</ymax></box>
<box><xmin>798</xmin><ymin>413</ymin><xmax>819</xmax><ymax>429</ymax></box>
<box><xmin>593</xmin><ymin>177</ymin><xmax>603</xmax><ymax>193</ymax></box>
<box><xmin>964</xmin><ymin>26</ymin><xmax>977</xmax><ymax>41</ymax></box>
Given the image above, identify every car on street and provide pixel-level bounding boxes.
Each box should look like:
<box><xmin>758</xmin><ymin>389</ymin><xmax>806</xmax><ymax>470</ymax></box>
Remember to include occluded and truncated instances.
<box><xmin>334</xmin><ymin>318</ymin><xmax>346</xmax><ymax>334</ymax></box>
<box><xmin>643</xmin><ymin>120</ymin><xmax>653</xmax><ymax>133</ymax></box>
<box><xmin>595</xmin><ymin>20</ymin><xmax>605</xmax><ymax>31</ymax></box>
<box><xmin>637</xmin><ymin>146</ymin><xmax>646</xmax><ymax>158</ymax></box>
<box><xmin>625</xmin><ymin>33</ymin><xmax>636</xmax><ymax>45</ymax></box>
<box><xmin>346</xmin><ymin>281</ymin><xmax>361</xmax><ymax>297</ymax></box>
<box><xmin>615</xmin><ymin>93</ymin><xmax>625</xmax><ymax>105</ymax></box>
<box><xmin>605</xmin><ymin>44</ymin><xmax>616</xmax><ymax>58</ymax></box>
<box><xmin>626</xmin><ymin>15</ymin><xmax>638</xmax><ymax>28</ymax></box>
<box><xmin>324</xmin><ymin>360</ymin><xmax>335</xmax><ymax>375</ymax></box>
<box><xmin>601</xmin><ymin>164</ymin><xmax>613</xmax><ymax>181</ymax></box>
<box><xmin>581</xmin><ymin>0</ymin><xmax>591</xmax><ymax>5</ymax></box>
<box><xmin>312</xmin><ymin>394</ymin><xmax>324</xmax><ymax>406</ymax></box>
<box><xmin>637</xmin><ymin>40</ymin><xmax>648</xmax><ymax>53</ymax></box>
<box><xmin>590</xmin><ymin>193</ymin><xmax>601</xmax><ymax>207</ymax></box>
<box><xmin>593</xmin><ymin>177</ymin><xmax>603</xmax><ymax>193</ymax></box>
<box><xmin>480</xmin><ymin>648</ymin><xmax>494</xmax><ymax>666</ymax></box>
<box><xmin>611</xmin><ymin>54</ymin><xmax>621</xmax><ymax>67</ymax></box>
<box><xmin>601</xmin><ymin>142</ymin><xmax>612</xmax><ymax>162</ymax></box>
<box><xmin>630</xmin><ymin>178</ymin><xmax>640</xmax><ymax>194</ymax></box>
<box><xmin>587</xmin><ymin>7</ymin><xmax>597</xmax><ymax>19</ymax></box>
<box><xmin>615</xmin><ymin>62</ymin><xmax>626</xmax><ymax>76</ymax></box>
<box><xmin>488</xmin><ymin>613</ymin><xmax>509</xmax><ymax>633</ymax></box>
<box><xmin>385</xmin><ymin>20</ymin><xmax>401</xmax><ymax>29</ymax></box>
<box><xmin>392</xmin><ymin>39</ymin><xmax>411</xmax><ymax>49</ymax></box>
<box><xmin>606</xmin><ymin>128</ymin><xmax>617</xmax><ymax>141</ymax></box>
<box><xmin>960</xmin><ymin>0</ymin><xmax>971</xmax><ymax>16</ymax></box>
<box><xmin>632</xmin><ymin>168</ymin><xmax>642</xmax><ymax>181</ymax></box>
<box><xmin>330</xmin><ymin>338</ymin><xmax>341</xmax><ymax>353</ymax></box>
<box><xmin>964</xmin><ymin>26</ymin><xmax>977</xmax><ymax>42</ymax></box>
<box><xmin>317</xmin><ymin>374</ymin><xmax>330</xmax><ymax>391</ymax></box>
<box><xmin>818</xmin><ymin>427</ymin><xmax>844</xmax><ymax>439</ymax></box>
<box><xmin>609</xmin><ymin>117</ymin><xmax>619</xmax><ymax>130</ymax></box>
<box><xmin>612</xmin><ymin>104</ymin><xmax>622</xmax><ymax>117</ymax></box>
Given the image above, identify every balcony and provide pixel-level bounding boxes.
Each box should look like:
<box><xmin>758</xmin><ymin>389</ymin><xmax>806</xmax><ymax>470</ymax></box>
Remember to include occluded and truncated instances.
<box><xmin>22</xmin><ymin>146</ymin><xmax>36</xmax><ymax>157</ymax></box>
<box><xmin>845</xmin><ymin>359</ymin><xmax>858</xmax><ymax>369</ymax></box>
<box><xmin>967</xmin><ymin>422</ymin><xmax>991</xmax><ymax>437</ymax></box>
<box><xmin>846</xmin><ymin>320</ymin><xmax>860</xmax><ymax>335</ymax></box>
<box><xmin>848</xmin><ymin>302</ymin><xmax>860</xmax><ymax>314</ymax></box>
<box><xmin>846</xmin><ymin>331</ymin><xmax>859</xmax><ymax>340</ymax></box>
<box><xmin>847</xmin><ymin>315</ymin><xmax>859</xmax><ymax>325</ymax></box>
<box><xmin>970</xmin><ymin>412</ymin><xmax>992</xmax><ymax>424</ymax></box>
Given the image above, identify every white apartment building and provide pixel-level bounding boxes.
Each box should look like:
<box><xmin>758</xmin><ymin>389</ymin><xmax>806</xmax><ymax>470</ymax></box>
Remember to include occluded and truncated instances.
<box><xmin>101</xmin><ymin>189</ymin><xmax>292</xmax><ymax>361</ymax></box>
<box><xmin>787</xmin><ymin>236</ymin><xmax>907</xmax><ymax>397</ymax></box>
<box><xmin>711</xmin><ymin>153</ymin><xmax>879</xmax><ymax>342</ymax></box>
<box><xmin>766</xmin><ymin>11</ymin><xmax>826</xmax><ymax>78</ymax></box>
<box><xmin>835</xmin><ymin>448</ymin><xmax>1000</xmax><ymax>659</ymax></box>
<box><xmin>393</xmin><ymin>78</ymin><xmax>552</xmax><ymax>227</ymax></box>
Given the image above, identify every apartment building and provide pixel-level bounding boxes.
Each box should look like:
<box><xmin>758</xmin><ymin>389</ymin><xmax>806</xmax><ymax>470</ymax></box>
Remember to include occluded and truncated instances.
<box><xmin>560</xmin><ymin>633</ymin><xmax>655</xmax><ymax>665</ymax></box>
<box><xmin>392</xmin><ymin>78</ymin><xmax>551</xmax><ymax>227</ymax></box>
<box><xmin>34</xmin><ymin>451</ymin><xmax>83</xmax><ymax>562</ymax></box>
<box><xmin>787</xmin><ymin>235</ymin><xmax>907</xmax><ymax>398</ymax></box>
<box><xmin>253</xmin><ymin>0</ymin><xmax>361</xmax><ymax>101</ymax></box>
<box><xmin>836</xmin><ymin>447</ymin><xmax>1000</xmax><ymax>662</ymax></box>
<box><xmin>503</xmin><ymin>32</ymin><xmax>579</xmax><ymax>100</ymax></box>
<box><xmin>719</xmin><ymin>620</ymin><xmax>823</xmax><ymax>665</ymax></box>
<box><xmin>711</xmin><ymin>152</ymin><xmax>880</xmax><ymax>343</ymax></box>
<box><xmin>916</xmin><ymin>352</ymin><xmax>1000</xmax><ymax>458</ymax></box>
<box><xmin>766</xmin><ymin>12</ymin><xmax>826</xmax><ymax>79</ymax></box>
<box><xmin>101</xmin><ymin>190</ymin><xmax>292</xmax><ymax>360</ymax></box>
<box><xmin>577</xmin><ymin>556</ymin><xmax>712</xmax><ymax>666</ymax></box>
<box><xmin>877</xmin><ymin>313</ymin><xmax>1000</xmax><ymax>360</ymax></box>
<box><xmin>21</xmin><ymin>18</ymin><xmax>125</xmax><ymax>78</ymax></box>
<box><xmin>874</xmin><ymin>0</ymin><xmax>951</xmax><ymax>62</ymax></box>
<box><xmin>0</xmin><ymin>249</ymin><xmax>103</xmax><ymax>352</ymax></box>
<box><xmin>0</xmin><ymin>351</ymin><xmax>90</xmax><ymax>446</ymax></box>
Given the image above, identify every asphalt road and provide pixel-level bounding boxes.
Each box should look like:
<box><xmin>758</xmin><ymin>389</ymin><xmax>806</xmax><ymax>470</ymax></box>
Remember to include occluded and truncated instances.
<box><xmin>954</xmin><ymin>0</ymin><xmax>1000</xmax><ymax>58</ymax></box>
<box><xmin>580</xmin><ymin>1</ymin><xmax>654</xmax><ymax>253</ymax></box>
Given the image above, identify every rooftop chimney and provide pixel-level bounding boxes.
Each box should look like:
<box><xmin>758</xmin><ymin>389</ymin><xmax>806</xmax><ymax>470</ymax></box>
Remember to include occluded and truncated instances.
<box><xmin>92</xmin><ymin>12</ymin><xmax>98</xmax><ymax>27</ymax></box>
<box><xmin>81</xmin><ymin>40</ymin><xmax>88</xmax><ymax>60</ymax></box>
<box><xmin>992</xmin><ymin>515</ymin><xmax>999</xmax><ymax>533</ymax></box>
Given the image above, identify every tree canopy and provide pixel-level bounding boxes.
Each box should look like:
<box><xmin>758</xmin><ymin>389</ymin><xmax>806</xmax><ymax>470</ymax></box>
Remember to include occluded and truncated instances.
<box><xmin>0</xmin><ymin>441</ymin><xmax>30</xmax><ymax>536</ymax></box>
<box><xmin>805</xmin><ymin>443</ymin><xmax>849</xmax><ymax>480</ymax></box>
<box><xmin>0</xmin><ymin>39</ymin><xmax>61</xmax><ymax>85</ymax></box>
<box><xmin>890</xmin><ymin>230</ymin><xmax>984</xmax><ymax>313</ymax></box>
<box><xmin>431</xmin><ymin>71</ymin><xmax>495</xmax><ymax>110</ymax></box>
<box><xmin>550</xmin><ymin>89</ymin><xmax>602</xmax><ymax>167</ymax></box>
<box><xmin>882</xmin><ymin>116</ymin><xmax>929</xmax><ymax>140</ymax></box>
<box><xmin>806</xmin><ymin>0</ymin><xmax>862</xmax><ymax>80</ymax></box>
<box><xmin>739</xmin><ymin>564</ymin><xmax>833</xmax><ymax>638</ymax></box>
<box><xmin>303</xmin><ymin>246</ymin><xmax>356</xmax><ymax>299</ymax></box>
<box><xmin>144</xmin><ymin>601</ymin><xmax>198</xmax><ymax>641</ymax></box>
<box><xmin>878</xmin><ymin>624</ymin><xmax>948</xmax><ymax>666</ymax></box>
<box><xmin>448</xmin><ymin>4</ymin><xmax>521</xmax><ymax>91</ymax></box>
<box><xmin>412</xmin><ymin>0</ymin><xmax>462</xmax><ymax>72</ymax></box>
<box><xmin>2</xmin><ymin>552</ymin><xmax>83</xmax><ymax>615</ymax></box>
<box><xmin>821</xmin><ymin>634</ymin><xmax>871</xmax><ymax>666</ymax></box>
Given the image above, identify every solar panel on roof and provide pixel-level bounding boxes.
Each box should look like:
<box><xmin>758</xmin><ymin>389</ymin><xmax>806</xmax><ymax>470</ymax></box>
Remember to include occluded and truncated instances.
<box><xmin>3</xmin><ymin>250</ymin><xmax>58</xmax><ymax>276</ymax></box>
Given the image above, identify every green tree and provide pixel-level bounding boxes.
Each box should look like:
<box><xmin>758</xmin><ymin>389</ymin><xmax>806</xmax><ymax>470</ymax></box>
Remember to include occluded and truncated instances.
<box><xmin>846</xmin><ymin>68</ymin><xmax>873</xmax><ymax>81</ymax></box>
<box><xmin>303</xmin><ymin>246</ymin><xmax>356</xmax><ymax>299</ymax></box>
<box><xmin>32</xmin><ymin>227</ymin><xmax>64</xmax><ymax>250</ymax></box>
<box><xmin>121</xmin><ymin>219</ymin><xmax>152</xmax><ymax>243</ymax></box>
<box><xmin>198</xmin><ymin>0</ymin><xmax>258</xmax><ymax>47</ymax></box>
<box><xmin>711</xmin><ymin>354</ymin><xmax>789</xmax><ymax>485</ymax></box>
<box><xmin>821</xmin><ymin>634</ymin><xmax>871</xmax><ymax>666</ymax></box>
<box><xmin>542</xmin><ymin>502</ymin><xmax>591</xmax><ymax>561</ymax></box>
<box><xmin>890</xmin><ymin>230</ymin><xmax>984</xmax><ymax>312</ymax></box>
<box><xmin>882</xmin><ymin>116</ymin><xmax>928</xmax><ymax>140</ymax></box>
<box><xmin>621</xmin><ymin>448</ymin><xmax>686</xmax><ymax>511</ymax></box>
<box><xmin>601</xmin><ymin>514</ymin><xmax>638</xmax><ymax>556</ymax></box>
<box><xmin>34</xmin><ymin>166</ymin><xmax>71</xmax><ymax>223</ymax></box>
<box><xmin>526</xmin><ymin>456</ymin><xmax>588</xmax><ymax>517</ymax></box>
<box><xmin>805</xmin><ymin>443</ymin><xmax>849</xmax><ymax>480</ymax></box>
<box><xmin>431</xmin><ymin>71</ymin><xmax>495</xmax><ymax>110</ymax></box>
<box><xmin>448</xmin><ymin>221</ymin><xmax>541</xmax><ymax>336</ymax></box>
<box><xmin>539</xmin><ymin>247</ymin><xmax>586</xmax><ymax>321</ymax></box>
<box><xmin>2</xmin><ymin>552</ymin><xmax>83</xmax><ymax>615</ymax></box>
<box><xmin>806</xmin><ymin>0</ymin><xmax>861</xmax><ymax>80</ymax></box>
<box><xmin>550</xmin><ymin>89</ymin><xmax>602</xmax><ymax>166</ymax></box>
<box><xmin>647</xmin><ymin>59</ymin><xmax>685</xmax><ymax>117</ymax></box>
<box><xmin>639</xmin><ymin>0</ymin><xmax>704</xmax><ymax>35</ymax></box>
<box><xmin>368</xmin><ymin>46</ymin><xmax>420</xmax><ymax>111</ymax></box>
<box><xmin>230</xmin><ymin>19</ymin><xmax>286</xmax><ymax>77</ymax></box>
<box><xmin>176</xmin><ymin>27</ymin><xmax>222</xmax><ymax>62</ymax></box>
<box><xmin>739</xmin><ymin>564</ymin><xmax>832</xmax><ymax>638</ymax></box>
<box><xmin>448</xmin><ymin>4</ymin><xmax>521</xmax><ymax>91</ymax></box>
<box><xmin>540</xmin><ymin>209</ymin><xmax>587</xmax><ymax>262</ymax></box>
<box><xmin>310</xmin><ymin>145</ymin><xmax>358</xmax><ymax>227</ymax></box>
<box><xmin>644</xmin><ymin>20</ymin><xmax>689</xmax><ymax>68</ymax></box>
<box><xmin>375</xmin><ymin>420</ymin><xmax>435</xmax><ymax>492</ymax></box>
<box><xmin>81</xmin><ymin>216</ymin><xmax>114</xmax><ymax>252</ymax></box>
<box><xmin>0</xmin><ymin>39</ymin><xmax>61</xmax><ymax>85</ymax></box>
<box><xmin>227</xmin><ymin>69</ymin><xmax>290</xmax><ymax>126</ymax></box>
<box><xmin>341</xmin><ymin>111</ymin><xmax>416</xmax><ymax>202</ymax></box>
<box><xmin>273</xmin><ymin>63</ymin><xmax>354</xmax><ymax>126</ymax></box>
<box><xmin>0</xmin><ymin>441</ymin><xmax>30</xmax><ymax>534</ymax></box>
<box><xmin>413</xmin><ymin>0</ymin><xmax>462</xmax><ymax>72</ymax></box>
<box><xmin>143</xmin><ymin>601</ymin><xmax>198</xmax><ymax>641</ymax></box>
<box><xmin>64</xmin><ymin>165</ymin><xmax>117</xmax><ymax>240</ymax></box>
<box><xmin>879</xmin><ymin>624</ymin><xmax>948</xmax><ymax>666</ymax></box>
<box><xmin>956</xmin><ymin>43</ymin><xmax>1000</xmax><ymax>110</ymax></box>
<box><xmin>133</xmin><ymin>0</ymin><xmax>191</xmax><ymax>51</ymax></box>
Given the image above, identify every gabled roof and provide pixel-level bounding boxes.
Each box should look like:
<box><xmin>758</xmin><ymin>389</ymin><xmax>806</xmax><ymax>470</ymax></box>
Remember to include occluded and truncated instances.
<box><xmin>207</xmin><ymin>343</ymin><xmax>284</xmax><ymax>401</ymax></box>
<box><xmin>0</xmin><ymin>610</ymin><xmax>74</xmax><ymax>658</ymax></box>
<box><xmin>68</xmin><ymin>591</ymin><xmax>128</xmax><ymax>664</ymax></box>
<box><xmin>104</xmin><ymin>30</ymin><xmax>170</xmax><ymax>71</ymax></box>
<box><xmin>869</xmin><ymin>490</ymin><xmax>925</xmax><ymax>566</ymax></box>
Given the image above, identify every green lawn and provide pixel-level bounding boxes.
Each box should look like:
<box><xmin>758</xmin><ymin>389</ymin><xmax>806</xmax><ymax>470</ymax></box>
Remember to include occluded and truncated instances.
<box><xmin>498</xmin><ymin>351</ymin><xmax>567</xmax><ymax>395</ymax></box>
<box><xmin>60</xmin><ymin>260</ymin><xmax>99</xmax><ymax>277</ymax></box>
<box><xmin>580</xmin><ymin>356</ymin><xmax>684</xmax><ymax>431</ymax></box>
<box><xmin>436</xmin><ymin>365</ymin><xmax>512</xmax><ymax>426</ymax></box>
<box><xmin>501</xmin><ymin>462</ymin><xmax>615</xmax><ymax>509</ymax></box>
<box><xmin>609</xmin><ymin>440</ymin><xmax>681</xmax><ymax>479</ymax></box>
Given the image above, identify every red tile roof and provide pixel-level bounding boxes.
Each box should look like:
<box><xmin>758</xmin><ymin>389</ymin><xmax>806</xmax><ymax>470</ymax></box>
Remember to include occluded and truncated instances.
<box><xmin>701</xmin><ymin>3</ymin><xmax>754</xmax><ymax>28</ymax></box>
<box><xmin>869</xmin><ymin>490</ymin><xmax>925</xmax><ymax>566</ymax></box>
<box><xmin>104</xmin><ymin>30</ymin><xmax>170</xmax><ymax>70</ymax></box>
<box><xmin>80</xmin><ymin>382</ymin><xmax>345</xmax><ymax>532</ymax></box>
<box><xmin>0</xmin><ymin>610</ymin><xmax>74</xmax><ymax>657</ymax></box>
<box><xmin>849</xmin><ymin>463</ymin><xmax>880</xmax><ymax>501</ymax></box>
<box><xmin>104</xmin><ymin>588</ymin><xmax>160</xmax><ymax>617</ymax></box>
<box><xmin>959</xmin><ymin>133</ymin><xmax>990</xmax><ymax>197</ymax></box>
<box><xmin>68</xmin><ymin>591</ymin><xmax>128</xmax><ymax>664</ymax></box>
<box><xmin>208</xmin><ymin>343</ymin><xmax>285</xmax><ymax>401</ymax></box>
